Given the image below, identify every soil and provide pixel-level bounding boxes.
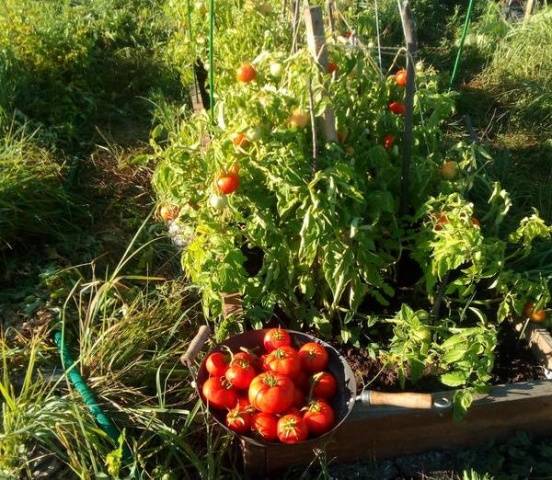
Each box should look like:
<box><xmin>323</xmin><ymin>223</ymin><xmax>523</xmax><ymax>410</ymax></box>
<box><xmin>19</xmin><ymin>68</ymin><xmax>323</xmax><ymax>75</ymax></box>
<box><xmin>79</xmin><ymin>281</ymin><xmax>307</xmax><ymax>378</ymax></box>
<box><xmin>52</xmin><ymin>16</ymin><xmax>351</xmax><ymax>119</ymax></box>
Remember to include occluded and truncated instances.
<box><xmin>491</xmin><ymin>323</ymin><xmax>545</xmax><ymax>384</ymax></box>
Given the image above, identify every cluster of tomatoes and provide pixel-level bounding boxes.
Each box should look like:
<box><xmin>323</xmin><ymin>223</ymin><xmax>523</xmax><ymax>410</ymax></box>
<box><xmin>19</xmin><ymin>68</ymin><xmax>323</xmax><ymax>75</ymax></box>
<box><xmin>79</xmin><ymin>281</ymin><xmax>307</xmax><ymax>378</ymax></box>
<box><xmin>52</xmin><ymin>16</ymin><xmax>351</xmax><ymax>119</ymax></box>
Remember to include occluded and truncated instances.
<box><xmin>201</xmin><ymin>328</ymin><xmax>338</xmax><ymax>444</ymax></box>
<box><xmin>383</xmin><ymin>68</ymin><xmax>408</xmax><ymax>151</ymax></box>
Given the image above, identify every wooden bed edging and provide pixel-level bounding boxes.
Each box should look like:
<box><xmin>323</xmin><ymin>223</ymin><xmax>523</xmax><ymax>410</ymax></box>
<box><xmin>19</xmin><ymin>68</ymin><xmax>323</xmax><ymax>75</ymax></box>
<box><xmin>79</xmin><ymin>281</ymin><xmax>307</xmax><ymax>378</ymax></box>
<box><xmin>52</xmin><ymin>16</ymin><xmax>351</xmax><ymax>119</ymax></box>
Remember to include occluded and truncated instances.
<box><xmin>242</xmin><ymin>380</ymin><xmax>552</xmax><ymax>477</ymax></box>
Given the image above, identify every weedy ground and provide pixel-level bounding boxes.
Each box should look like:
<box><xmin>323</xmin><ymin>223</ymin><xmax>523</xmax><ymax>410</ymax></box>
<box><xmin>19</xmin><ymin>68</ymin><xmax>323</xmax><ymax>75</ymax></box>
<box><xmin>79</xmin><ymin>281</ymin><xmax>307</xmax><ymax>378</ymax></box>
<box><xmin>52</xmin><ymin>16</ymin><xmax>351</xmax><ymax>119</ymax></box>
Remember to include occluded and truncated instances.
<box><xmin>0</xmin><ymin>1</ymin><xmax>551</xmax><ymax>479</ymax></box>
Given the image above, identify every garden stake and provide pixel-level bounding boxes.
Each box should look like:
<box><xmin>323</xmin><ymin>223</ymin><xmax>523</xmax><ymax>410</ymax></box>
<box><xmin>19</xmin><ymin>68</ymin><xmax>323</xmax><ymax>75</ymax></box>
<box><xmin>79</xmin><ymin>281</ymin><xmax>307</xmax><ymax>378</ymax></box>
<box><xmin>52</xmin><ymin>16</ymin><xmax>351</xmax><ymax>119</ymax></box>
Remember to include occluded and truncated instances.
<box><xmin>304</xmin><ymin>5</ymin><xmax>337</xmax><ymax>142</ymax></box>
<box><xmin>208</xmin><ymin>0</ymin><xmax>215</xmax><ymax>120</ymax></box>
<box><xmin>449</xmin><ymin>0</ymin><xmax>476</xmax><ymax>89</ymax></box>
<box><xmin>397</xmin><ymin>0</ymin><xmax>417</xmax><ymax>216</ymax></box>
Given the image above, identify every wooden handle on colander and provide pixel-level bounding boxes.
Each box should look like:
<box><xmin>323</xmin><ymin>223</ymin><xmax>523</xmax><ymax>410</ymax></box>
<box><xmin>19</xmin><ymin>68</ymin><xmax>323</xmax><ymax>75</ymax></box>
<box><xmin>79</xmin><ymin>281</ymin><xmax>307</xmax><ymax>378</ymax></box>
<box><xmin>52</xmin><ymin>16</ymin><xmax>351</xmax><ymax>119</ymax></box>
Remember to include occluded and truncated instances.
<box><xmin>362</xmin><ymin>390</ymin><xmax>433</xmax><ymax>409</ymax></box>
<box><xmin>180</xmin><ymin>325</ymin><xmax>211</xmax><ymax>367</ymax></box>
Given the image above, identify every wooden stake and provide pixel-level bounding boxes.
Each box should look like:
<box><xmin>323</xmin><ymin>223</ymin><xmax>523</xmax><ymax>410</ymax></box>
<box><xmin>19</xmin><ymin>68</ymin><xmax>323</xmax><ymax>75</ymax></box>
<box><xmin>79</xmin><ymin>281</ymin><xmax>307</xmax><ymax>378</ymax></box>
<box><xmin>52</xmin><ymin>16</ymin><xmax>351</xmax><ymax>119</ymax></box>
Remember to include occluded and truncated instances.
<box><xmin>326</xmin><ymin>0</ymin><xmax>336</xmax><ymax>36</ymax></box>
<box><xmin>398</xmin><ymin>0</ymin><xmax>417</xmax><ymax>216</ymax></box>
<box><xmin>303</xmin><ymin>6</ymin><xmax>338</xmax><ymax>143</ymax></box>
<box><xmin>524</xmin><ymin>0</ymin><xmax>535</xmax><ymax>22</ymax></box>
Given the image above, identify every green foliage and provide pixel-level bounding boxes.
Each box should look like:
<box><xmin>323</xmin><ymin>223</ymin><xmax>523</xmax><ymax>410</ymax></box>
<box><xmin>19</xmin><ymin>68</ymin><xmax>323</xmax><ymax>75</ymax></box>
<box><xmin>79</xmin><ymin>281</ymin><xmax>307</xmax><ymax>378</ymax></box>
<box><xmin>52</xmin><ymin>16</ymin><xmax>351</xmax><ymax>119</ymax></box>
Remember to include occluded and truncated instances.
<box><xmin>0</xmin><ymin>118</ymin><xmax>77</xmax><ymax>248</ymax></box>
<box><xmin>0</xmin><ymin>0</ymin><xmax>178</xmax><ymax>146</ymax></box>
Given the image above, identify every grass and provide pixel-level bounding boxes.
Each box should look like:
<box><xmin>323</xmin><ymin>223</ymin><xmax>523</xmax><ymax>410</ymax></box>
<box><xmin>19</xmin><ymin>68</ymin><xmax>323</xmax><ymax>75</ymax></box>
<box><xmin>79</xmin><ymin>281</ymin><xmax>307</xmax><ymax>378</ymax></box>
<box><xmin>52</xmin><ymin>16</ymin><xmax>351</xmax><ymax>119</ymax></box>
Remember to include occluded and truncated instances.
<box><xmin>477</xmin><ymin>7</ymin><xmax>552</xmax><ymax>134</ymax></box>
<box><xmin>0</xmin><ymin>117</ymin><xmax>78</xmax><ymax>250</ymax></box>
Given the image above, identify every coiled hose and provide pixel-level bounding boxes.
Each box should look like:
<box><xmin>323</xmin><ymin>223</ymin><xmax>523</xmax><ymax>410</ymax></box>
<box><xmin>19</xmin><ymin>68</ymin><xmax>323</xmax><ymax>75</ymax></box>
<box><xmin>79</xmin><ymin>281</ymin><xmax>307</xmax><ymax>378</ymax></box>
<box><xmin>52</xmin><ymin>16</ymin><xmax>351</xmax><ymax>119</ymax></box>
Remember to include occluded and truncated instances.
<box><xmin>53</xmin><ymin>330</ymin><xmax>132</xmax><ymax>462</ymax></box>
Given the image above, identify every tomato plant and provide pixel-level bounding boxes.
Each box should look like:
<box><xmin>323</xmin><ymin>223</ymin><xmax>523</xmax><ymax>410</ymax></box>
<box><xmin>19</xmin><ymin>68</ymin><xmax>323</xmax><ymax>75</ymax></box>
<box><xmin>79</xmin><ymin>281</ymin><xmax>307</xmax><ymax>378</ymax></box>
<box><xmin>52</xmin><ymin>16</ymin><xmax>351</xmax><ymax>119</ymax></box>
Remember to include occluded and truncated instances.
<box><xmin>153</xmin><ymin>0</ymin><xmax>552</xmax><ymax>419</ymax></box>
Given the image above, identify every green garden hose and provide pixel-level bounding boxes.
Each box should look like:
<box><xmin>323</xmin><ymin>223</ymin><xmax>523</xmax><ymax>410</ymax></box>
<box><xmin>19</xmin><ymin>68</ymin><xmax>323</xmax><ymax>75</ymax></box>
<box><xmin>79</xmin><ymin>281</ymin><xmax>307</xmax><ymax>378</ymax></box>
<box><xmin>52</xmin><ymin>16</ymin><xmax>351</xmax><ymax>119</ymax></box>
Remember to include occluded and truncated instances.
<box><xmin>449</xmin><ymin>0</ymin><xmax>476</xmax><ymax>89</ymax></box>
<box><xmin>53</xmin><ymin>330</ymin><xmax>131</xmax><ymax>461</ymax></box>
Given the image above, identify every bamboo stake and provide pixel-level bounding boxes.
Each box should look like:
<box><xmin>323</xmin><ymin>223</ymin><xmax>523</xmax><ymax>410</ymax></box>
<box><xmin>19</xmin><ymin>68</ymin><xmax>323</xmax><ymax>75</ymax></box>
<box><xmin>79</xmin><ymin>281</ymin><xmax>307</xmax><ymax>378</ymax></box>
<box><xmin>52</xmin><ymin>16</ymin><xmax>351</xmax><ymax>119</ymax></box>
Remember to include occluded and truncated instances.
<box><xmin>398</xmin><ymin>0</ymin><xmax>417</xmax><ymax>216</ymax></box>
<box><xmin>304</xmin><ymin>5</ymin><xmax>338</xmax><ymax>143</ymax></box>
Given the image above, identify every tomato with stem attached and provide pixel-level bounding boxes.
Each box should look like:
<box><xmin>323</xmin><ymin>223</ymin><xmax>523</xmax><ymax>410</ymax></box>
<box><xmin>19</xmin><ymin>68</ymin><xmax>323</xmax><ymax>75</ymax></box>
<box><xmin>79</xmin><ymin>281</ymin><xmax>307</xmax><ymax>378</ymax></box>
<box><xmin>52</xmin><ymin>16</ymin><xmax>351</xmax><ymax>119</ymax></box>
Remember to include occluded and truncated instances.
<box><xmin>205</xmin><ymin>352</ymin><xmax>229</xmax><ymax>377</ymax></box>
<box><xmin>202</xmin><ymin>377</ymin><xmax>237</xmax><ymax>410</ymax></box>
<box><xmin>298</xmin><ymin>342</ymin><xmax>329</xmax><ymax>373</ymax></box>
<box><xmin>311</xmin><ymin>371</ymin><xmax>337</xmax><ymax>400</ymax></box>
<box><xmin>263</xmin><ymin>328</ymin><xmax>291</xmax><ymax>352</ymax></box>
<box><xmin>248</xmin><ymin>372</ymin><xmax>294</xmax><ymax>414</ymax></box>
<box><xmin>236</xmin><ymin>63</ymin><xmax>256</xmax><ymax>83</ymax></box>
<box><xmin>252</xmin><ymin>412</ymin><xmax>278</xmax><ymax>441</ymax></box>
<box><xmin>217</xmin><ymin>172</ymin><xmax>240</xmax><ymax>195</ymax></box>
<box><xmin>265</xmin><ymin>345</ymin><xmax>301</xmax><ymax>377</ymax></box>
<box><xmin>277</xmin><ymin>414</ymin><xmax>309</xmax><ymax>444</ymax></box>
<box><xmin>225</xmin><ymin>358</ymin><xmax>256</xmax><ymax>390</ymax></box>
<box><xmin>303</xmin><ymin>399</ymin><xmax>335</xmax><ymax>436</ymax></box>
<box><xmin>226</xmin><ymin>407</ymin><xmax>253</xmax><ymax>434</ymax></box>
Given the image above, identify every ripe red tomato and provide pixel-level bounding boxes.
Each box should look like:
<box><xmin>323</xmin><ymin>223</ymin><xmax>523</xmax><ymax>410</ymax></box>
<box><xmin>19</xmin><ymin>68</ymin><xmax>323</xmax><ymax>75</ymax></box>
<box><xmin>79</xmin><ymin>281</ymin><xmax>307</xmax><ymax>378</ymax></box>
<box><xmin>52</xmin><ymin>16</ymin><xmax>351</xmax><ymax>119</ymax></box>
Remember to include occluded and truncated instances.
<box><xmin>217</xmin><ymin>173</ymin><xmax>240</xmax><ymax>195</ymax></box>
<box><xmin>277</xmin><ymin>414</ymin><xmax>309</xmax><ymax>444</ymax></box>
<box><xmin>248</xmin><ymin>372</ymin><xmax>294</xmax><ymax>414</ymax></box>
<box><xmin>327</xmin><ymin>62</ymin><xmax>338</xmax><ymax>74</ymax></box>
<box><xmin>395</xmin><ymin>68</ymin><xmax>408</xmax><ymax>87</ymax></box>
<box><xmin>205</xmin><ymin>352</ymin><xmax>229</xmax><ymax>377</ymax></box>
<box><xmin>388</xmin><ymin>101</ymin><xmax>406</xmax><ymax>115</ymax></box>
<box><xmin>236</xmin><ymin>63</ymin><xmax>256</xmax><ymax>83</ymax></box>
<box><xmin>303</xmin><ymin>400</ymin><xmax>335</xmax><ymax>436</ymax></box>
<box><xmin>292</xmin><ymin>385</ymin><xmax>305</xmax><ymax>408</ymax></box>
<box><xmin>202</xmin><ymin>377</ymin><xmax>237</xmax><ymax>410</ymax></box>
<box><xmin>226</xmin><ymin>407</ymin><xmax>253</xmax><ymax>434</ymax></box>
<box><xmin>265</xmin><ymin>346</ymin><xmax>301</xmax><ymax>377</ymax></box>
<box><xmin>383</xmin><ymin>134</ymin><xmax>395</xmax><ymax>150</ymax></box>
<box><xmin>311</xmin><ymin>371</ymin><xmax>337</xmax><ymax>400</ymax></box>
<box><xmin>263</xmin><ymin>328</ymin><xmax>291</xmax><ymax>352</ymax></box>
<box><xmin>298</xmin><ymin>342</ymin><xmax>329</xmax><ymax>373</ymax></box>
<box><xmin>225</xmin><ymin>358</ymin><xmax>256</xmax><ymax>390</ymax></box>
<box><xmin>252</xmin><ymin>412</ymin><xmax>278</xmax><ymax>441</ymax></box>
<box><xmin>234</xmin><ymin>350</ymin><xmax>261</xmax><ymax>371</ymax></box>
<box><xmin>471</xmin><ymin>216</ymin><xmax>481</xmax><ymax>228</ymax></box>
<box><xmin>232</xmin><ymin>132</ymin><xmax>248</xmax><ymax>148</ymax></box>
